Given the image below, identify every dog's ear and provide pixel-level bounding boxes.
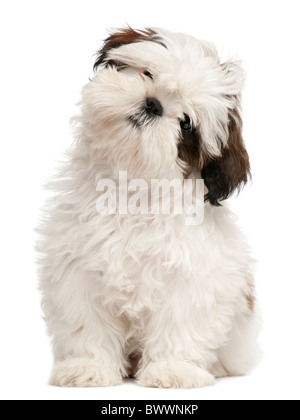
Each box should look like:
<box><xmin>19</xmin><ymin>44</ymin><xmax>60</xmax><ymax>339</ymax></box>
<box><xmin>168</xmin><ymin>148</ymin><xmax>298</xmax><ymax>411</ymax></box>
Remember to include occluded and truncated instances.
<box><xmin>93</xmin><ymin>27</ymin><xmax>164</xmax><ymax>71</ymax></box>
<box><xmin>202</xmin><ymin>107</ymin><xmax>250</xmax><ymax>206</ymax></box>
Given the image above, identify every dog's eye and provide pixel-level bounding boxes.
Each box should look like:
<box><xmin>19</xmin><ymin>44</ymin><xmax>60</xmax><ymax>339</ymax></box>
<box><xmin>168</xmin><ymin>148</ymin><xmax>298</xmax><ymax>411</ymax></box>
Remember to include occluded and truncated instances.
<box><xmin>180</xmin><ymin>114</ymin><xmax>192</xmax><ymax>131</ymax></box>
<box><xmin>143</xmin><ymin>69</ymin><xmax>153</xmax><ymax>79</ymax></box>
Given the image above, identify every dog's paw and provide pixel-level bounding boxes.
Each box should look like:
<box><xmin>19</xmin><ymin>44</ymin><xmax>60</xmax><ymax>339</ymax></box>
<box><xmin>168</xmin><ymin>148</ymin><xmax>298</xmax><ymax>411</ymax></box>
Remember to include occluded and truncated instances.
<box><xmin>50</xmin><ymin>358</ymin><xmax>123</xmax><ymax>387</ymax></box>
<box><xmin>136</xmin><ymin>361</ymin><xmax>215</xmax><ymax>389</ymax></box>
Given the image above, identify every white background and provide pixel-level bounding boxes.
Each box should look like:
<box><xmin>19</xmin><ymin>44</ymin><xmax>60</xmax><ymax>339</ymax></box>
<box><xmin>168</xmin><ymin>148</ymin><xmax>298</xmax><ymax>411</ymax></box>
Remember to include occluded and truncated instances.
<box><xmin>1</xmin><ymin>0</ymin><xmax>299</xmax><ymax>401</ymax></box>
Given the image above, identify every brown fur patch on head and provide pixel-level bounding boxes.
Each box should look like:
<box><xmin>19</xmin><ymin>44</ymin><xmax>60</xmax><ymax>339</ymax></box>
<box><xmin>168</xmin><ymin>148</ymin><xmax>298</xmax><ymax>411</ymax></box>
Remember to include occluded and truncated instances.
<box><xmin>94</xmin><ymin>27</ymin><xmax>166</xmax><ymax>71</ymax></box>
<box><xmin>177</xmin><ymin>128</ymin><xmax>204</xmax><ymax>176</ymax></box>
<box><xmin>202</xmin><ymin>108</ymin><xmax>250</xmax><ymax>206</ymax></box>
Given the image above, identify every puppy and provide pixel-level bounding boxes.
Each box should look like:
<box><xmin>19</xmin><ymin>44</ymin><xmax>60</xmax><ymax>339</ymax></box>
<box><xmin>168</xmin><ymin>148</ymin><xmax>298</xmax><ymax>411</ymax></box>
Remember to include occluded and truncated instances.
<box><xmin>37</xmin><ymin>27</ymin><xmax>260</xmax><ymax>388</ymax></box>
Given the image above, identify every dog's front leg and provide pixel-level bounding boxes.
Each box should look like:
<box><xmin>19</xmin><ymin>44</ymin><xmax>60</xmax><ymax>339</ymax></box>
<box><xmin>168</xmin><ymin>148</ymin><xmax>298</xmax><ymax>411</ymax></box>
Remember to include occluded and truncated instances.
<box><xmin>44</xmin><ymin>270</ymin><xmax>126</xmax><ymax>387</ymax></box>
<box><xmin>136</xmin><ymin>283</ymin><xmax>216</xmax><ymax>388</ymax></box>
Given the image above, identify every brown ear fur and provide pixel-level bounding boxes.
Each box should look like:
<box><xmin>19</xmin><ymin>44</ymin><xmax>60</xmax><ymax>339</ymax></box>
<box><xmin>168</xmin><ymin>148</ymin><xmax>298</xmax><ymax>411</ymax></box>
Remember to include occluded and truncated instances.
<box><xmin>94</xmin><ymin>27</ymin><xmax>165</xmax><ymax>71</ymax></box>
<box><xmin>202</xmin><ymin>109</ymin><xmax>250</xmax><ymax>206</ymax></box>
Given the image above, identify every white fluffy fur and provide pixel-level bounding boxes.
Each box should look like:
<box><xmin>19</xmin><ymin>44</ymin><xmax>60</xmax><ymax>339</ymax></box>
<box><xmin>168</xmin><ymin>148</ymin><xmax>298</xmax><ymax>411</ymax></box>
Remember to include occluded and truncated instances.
<box><xmin>37</xmin><ymin>28</ymin><xmax>260</xmax><ymax>388</ymax></box>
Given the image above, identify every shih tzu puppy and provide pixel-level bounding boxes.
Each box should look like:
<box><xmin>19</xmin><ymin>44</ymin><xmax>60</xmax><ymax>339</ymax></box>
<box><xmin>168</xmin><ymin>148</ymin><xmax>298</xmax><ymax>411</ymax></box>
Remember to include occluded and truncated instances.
<box><xmin>37</xmin><ymin>27</ymin><xmax>260</xmax><ymax>388</ymax></box>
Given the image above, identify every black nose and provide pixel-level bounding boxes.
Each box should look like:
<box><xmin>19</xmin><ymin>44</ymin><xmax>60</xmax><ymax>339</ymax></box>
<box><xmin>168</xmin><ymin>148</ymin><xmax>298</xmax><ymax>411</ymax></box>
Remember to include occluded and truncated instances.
<box><xmin>145</xmin><ymin>98</ymin><xmax>163</xmax><ymax>118</ymax></box>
